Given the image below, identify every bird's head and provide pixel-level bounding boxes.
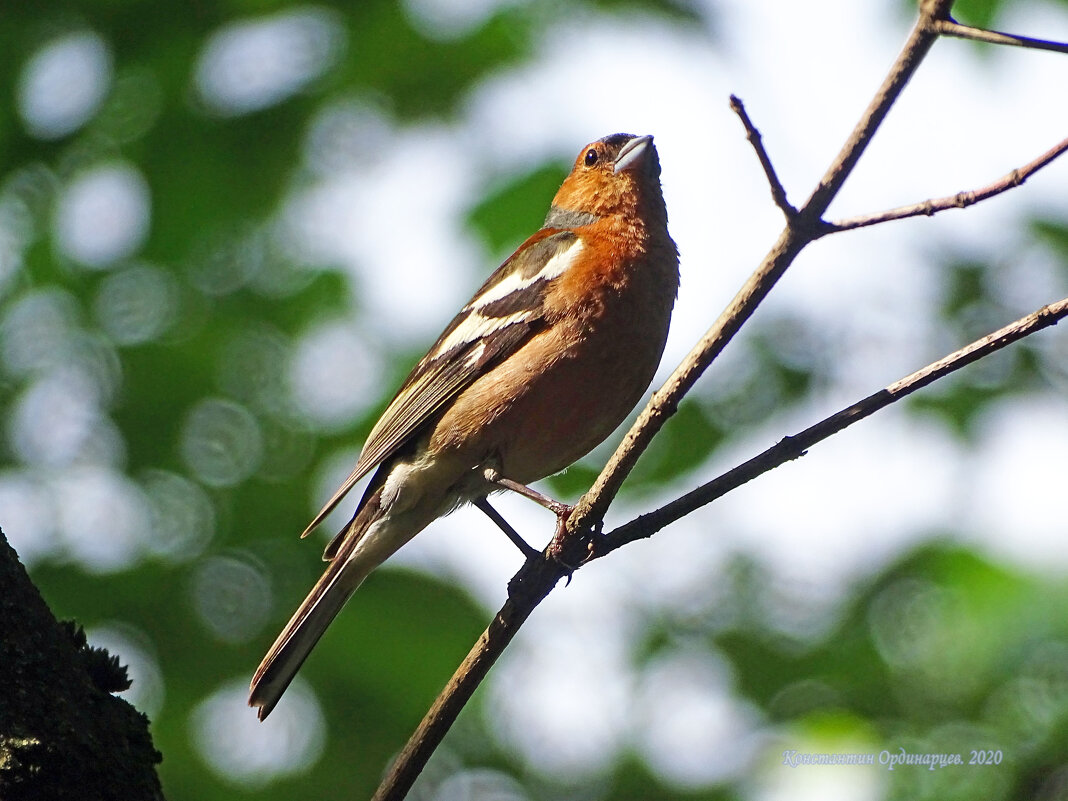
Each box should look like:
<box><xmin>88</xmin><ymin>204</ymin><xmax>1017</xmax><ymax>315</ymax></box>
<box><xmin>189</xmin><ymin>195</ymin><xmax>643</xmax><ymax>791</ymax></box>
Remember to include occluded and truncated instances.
<box><xmin>548</xmin><ymin>133</ymin><xmax>665</xmax><ymax>225</ymax></box>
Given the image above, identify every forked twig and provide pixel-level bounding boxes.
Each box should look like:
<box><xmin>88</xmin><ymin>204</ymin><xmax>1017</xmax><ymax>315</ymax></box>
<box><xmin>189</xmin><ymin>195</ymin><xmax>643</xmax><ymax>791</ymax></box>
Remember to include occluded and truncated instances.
<box><xmin>599</xmin><ymin>297</ymin><xmax>1068</xmax><ymax>554</ymax></box>
<box><xmin>370</xmin><ymin>2</ymin><xmax>1068</xmax><ymax>797</ymax></box>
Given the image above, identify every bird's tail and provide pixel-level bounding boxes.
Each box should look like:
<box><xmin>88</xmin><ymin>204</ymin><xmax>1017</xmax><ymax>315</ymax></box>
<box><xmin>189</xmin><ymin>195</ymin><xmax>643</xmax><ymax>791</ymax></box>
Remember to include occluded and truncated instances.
<box><xmin>249</xmin><ymin>499</ymin><xmax>382</xmax><ymax>720</ymax></box>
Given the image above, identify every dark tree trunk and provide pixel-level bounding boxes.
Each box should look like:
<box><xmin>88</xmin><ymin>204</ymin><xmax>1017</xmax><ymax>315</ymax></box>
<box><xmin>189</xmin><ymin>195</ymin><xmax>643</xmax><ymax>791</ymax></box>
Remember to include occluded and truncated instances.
<box><xmin>0</xmin><ymin>527</ymin><xmax>163</xmax><ymax>801</ymax></box>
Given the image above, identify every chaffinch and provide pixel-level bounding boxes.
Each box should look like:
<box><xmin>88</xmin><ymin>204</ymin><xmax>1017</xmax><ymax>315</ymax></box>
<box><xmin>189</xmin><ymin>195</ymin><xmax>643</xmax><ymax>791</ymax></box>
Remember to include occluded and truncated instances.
<box><xmin>250</xmin><ymin>133</ymin><xmax>679</xmax><ymax>719</ymax></box>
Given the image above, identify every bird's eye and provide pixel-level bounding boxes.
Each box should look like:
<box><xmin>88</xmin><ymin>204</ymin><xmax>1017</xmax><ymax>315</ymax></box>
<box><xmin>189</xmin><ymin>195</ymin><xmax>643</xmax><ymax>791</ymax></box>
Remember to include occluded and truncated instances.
<box><xmin>584</xmin><ymin>149</ymin><xmax>599</xmax><ymax>167</ymax></box>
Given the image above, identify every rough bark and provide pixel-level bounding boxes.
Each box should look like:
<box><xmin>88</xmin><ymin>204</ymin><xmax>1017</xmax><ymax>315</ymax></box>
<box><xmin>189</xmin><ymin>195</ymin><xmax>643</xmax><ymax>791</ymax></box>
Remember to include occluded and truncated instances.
<box><xmin>0</xmin><ymin>527</ymin><xmax>163</xmax><ymax>801</ymax></box>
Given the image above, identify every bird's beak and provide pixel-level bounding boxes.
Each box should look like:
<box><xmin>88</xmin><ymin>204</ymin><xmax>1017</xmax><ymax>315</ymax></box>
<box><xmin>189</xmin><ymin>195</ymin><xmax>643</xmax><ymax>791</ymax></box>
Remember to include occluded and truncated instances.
<box><xmin>614</xmin><ymin>135</ymin><xmax>654</xmax><ymax>174</ymax></box>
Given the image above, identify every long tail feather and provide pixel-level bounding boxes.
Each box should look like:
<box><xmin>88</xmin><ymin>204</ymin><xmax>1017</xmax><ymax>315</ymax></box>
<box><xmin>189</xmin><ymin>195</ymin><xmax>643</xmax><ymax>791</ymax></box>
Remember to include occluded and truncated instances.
<box><xmin>249</xmin><ymin>499</ymin><xmax>381</xmax><ymax>720</ymax></box>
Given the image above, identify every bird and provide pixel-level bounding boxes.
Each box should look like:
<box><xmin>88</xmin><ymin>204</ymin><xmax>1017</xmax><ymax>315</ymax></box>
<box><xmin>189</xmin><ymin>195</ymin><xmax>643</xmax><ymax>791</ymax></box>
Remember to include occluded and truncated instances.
<box><xmin>249</xmin><ymin>133</ymin><xmax>679</xmax><ymax>720</ymax></box>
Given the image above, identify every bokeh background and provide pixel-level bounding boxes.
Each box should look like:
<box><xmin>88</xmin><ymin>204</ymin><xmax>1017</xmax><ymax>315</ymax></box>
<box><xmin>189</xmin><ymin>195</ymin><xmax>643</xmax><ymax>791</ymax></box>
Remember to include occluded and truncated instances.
<box><xmin>2</xmin><ymin>0</ymin><xmax>1068</xmax><ymax>799</ymax></box>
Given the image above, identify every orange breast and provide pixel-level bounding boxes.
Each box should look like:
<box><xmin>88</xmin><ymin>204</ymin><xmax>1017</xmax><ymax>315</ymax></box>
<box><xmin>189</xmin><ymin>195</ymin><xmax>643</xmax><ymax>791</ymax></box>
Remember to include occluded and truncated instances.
<box><xmin>429</xmin><ymin>231</ymin><xmax>677</xmax><ymax>484</ymax></box>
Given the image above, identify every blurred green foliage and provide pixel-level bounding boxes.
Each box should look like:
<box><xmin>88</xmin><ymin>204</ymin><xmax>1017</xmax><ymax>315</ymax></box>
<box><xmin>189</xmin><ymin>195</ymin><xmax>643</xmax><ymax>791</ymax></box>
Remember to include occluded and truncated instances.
<box><xmin>1</xmin><ymin>1</ymin><xmax>1066</xmax><ymax>801</ymax></box>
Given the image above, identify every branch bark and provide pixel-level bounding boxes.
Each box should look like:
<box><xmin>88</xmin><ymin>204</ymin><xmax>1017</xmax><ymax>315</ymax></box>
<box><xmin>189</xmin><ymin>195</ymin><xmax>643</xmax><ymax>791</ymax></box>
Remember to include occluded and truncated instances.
<box><xmin>598</xmin><ymin>296</ymin><xmax>1068</xmax><ymax>554</ymax></box>
<box><xmin>933</xmin><ymin>18</ymin><xmax>1068</xmax><ymax>54</ymax></box>
<box><xmin>371</xmin><ymin>3</ymin><xmax>1068</xmax><ymax>798</ymax></box>
<box><xmin>729</xmin><ymin>94</ymin><xmax>796</xmax><ymax>219</ymax></box>
<box><xmin>825</xmin><ymin>136</ymin><xmax>1068</xmax><ymax>233</ymax></box>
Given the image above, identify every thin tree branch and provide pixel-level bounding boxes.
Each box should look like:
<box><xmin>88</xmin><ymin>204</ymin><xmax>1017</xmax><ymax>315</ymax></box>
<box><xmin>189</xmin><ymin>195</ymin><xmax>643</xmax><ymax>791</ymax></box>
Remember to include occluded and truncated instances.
<box><xmin>374</xmin><ymin>9</ymin><xmax>944</xmax><ymax>799</ymax></box>
<box><xmin>370</xmin><ymin>555</ymin><xmax>568</xmax><ymax>801</ymax></box>
<box><xmin>558</xmin><ymin>3</ymin><xmax>945</xmax><ymax>549</ymax></box>
<box><xmin>800</xmin><ymin>4</ymin><xmax>947</xmax><ymax>225</ymax></box>
<box><xmin>933</xmin><ymin>19</ymin><xmax>1068</xmax><ymax>55</ymax></box>
<box><xmin>597</xmin><ymin>296</ymin><xmax>1068</xmax><ymax>555</ymax></box>
<box><xmin>825</xmin><ymin>136</ymin><xmax>1068</xmax><ymax>233</ymax></box>
<box><xmin>370</xmin><ymin>1</ymin><xmax>1066</xmax><ymax>796</ymax></box>
<box><xmin>729</xmin><ymin>94</ymin><xmax>796</xmax><ymax>218</ymax></box>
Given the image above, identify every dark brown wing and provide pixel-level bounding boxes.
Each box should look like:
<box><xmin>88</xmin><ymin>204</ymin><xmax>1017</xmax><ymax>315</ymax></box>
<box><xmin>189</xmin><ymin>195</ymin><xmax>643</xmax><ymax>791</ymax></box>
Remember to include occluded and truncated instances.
<box><xmin>300</xmin><ymin>229</ymin><xmax>584</xmax><ymax>537</ymax></box>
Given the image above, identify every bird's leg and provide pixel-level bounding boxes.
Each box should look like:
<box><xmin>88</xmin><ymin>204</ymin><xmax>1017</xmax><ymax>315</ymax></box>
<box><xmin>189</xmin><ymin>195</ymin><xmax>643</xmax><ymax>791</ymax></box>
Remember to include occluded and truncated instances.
<box><xmin>482</xmin><ymin>468</ymin><xmax>575</xmax><ymax>519</ymax></box>
<box><xmin>482</xmin><ymin>468</ymin><xmax>582</xmax><ymax>575</ymax></box>
<box><xmin>473</xmin><ymin>497</ymin><xmax>541</xmax><ymax>559</ymax></box>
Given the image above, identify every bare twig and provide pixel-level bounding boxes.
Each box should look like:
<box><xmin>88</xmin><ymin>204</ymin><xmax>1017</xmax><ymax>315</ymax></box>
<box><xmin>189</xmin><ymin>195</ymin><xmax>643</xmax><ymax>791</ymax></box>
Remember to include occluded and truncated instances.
<box><xmin>374</xmin><ymin>11</ymin><xmax>943</xmax><ymax>800</ymax></box>
<box><xmin>729</xmin><ymin>95</ymin><xmax>796</xmax><ymax>218</ymax></box>
<box><xmin>560</xmin><ymin>5</ymin><xmax>943</xmax><ymax>547</ymax></box>
<box><xmin>370</xmin><ymin>2</ymin><xmax>1068</xmax><ymax>797</ymax></box>
<box><xmin>825</xmin><ymin>136</ymin><xmax>1068</xmax><ymax>233</ymax></box>
<box><xmin>370</xmin><ymin>554</ymin><xmax>568</xmax><ymax>801</ymax></box>
<box><xmin>597</xmin><ymin>297</ymin><xmax>1068</xmax><ymax>554</ymax></box>
<box><xmin>934</xmin><ymin>19</ymin><xmax>1068</xmax><ymax>55</ymax></box>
